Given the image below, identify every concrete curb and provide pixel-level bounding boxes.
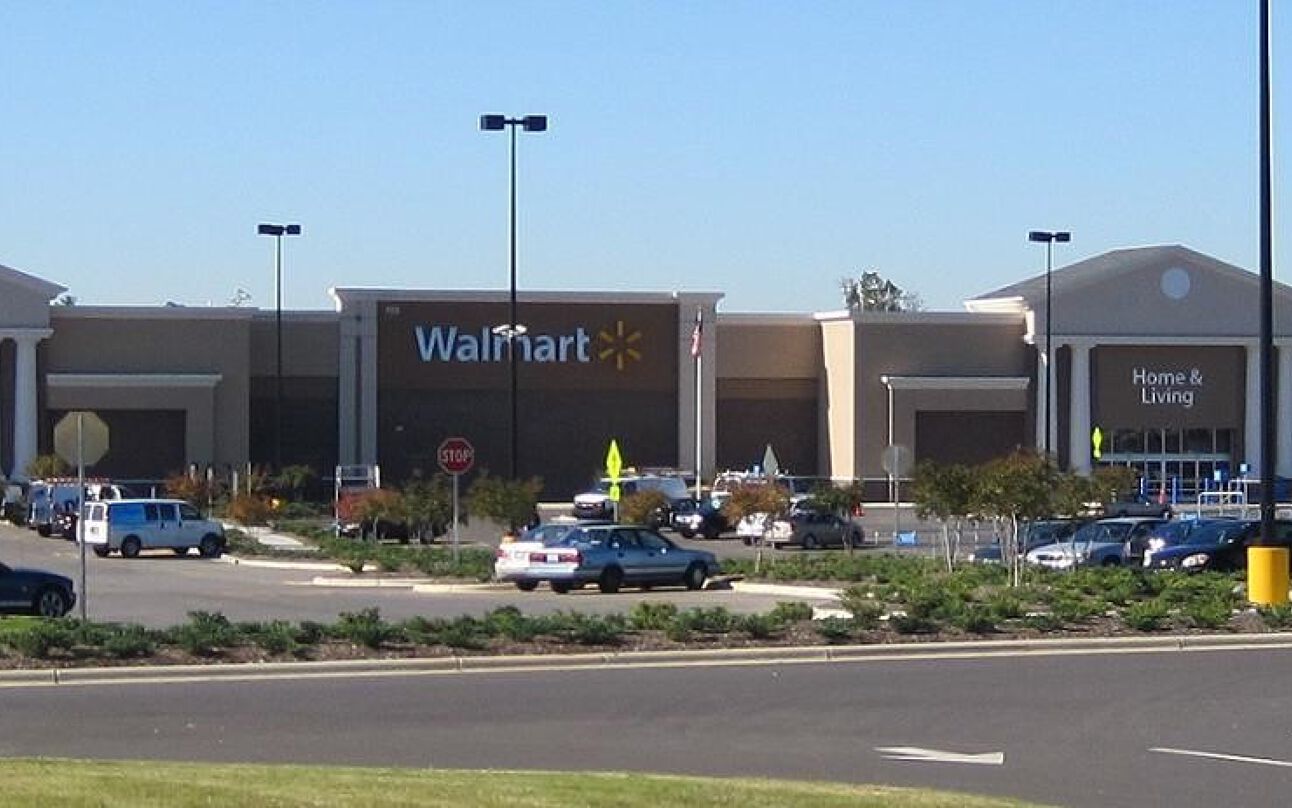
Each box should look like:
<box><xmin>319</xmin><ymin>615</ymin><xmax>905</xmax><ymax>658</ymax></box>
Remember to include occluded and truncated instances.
<box><xmin>730</xmin><ymin>581</ymin><xmax>844</xmax><ymax>600</ymax></box>
<box><xmin>4</xmin><ymin>632</ymin><xmax>1292</xmax><ymax>687</ymax></box>
<box><xmin>216</xmin><ymin>556</ymin><xmax>368</xmax><ymax>573</ymax></box>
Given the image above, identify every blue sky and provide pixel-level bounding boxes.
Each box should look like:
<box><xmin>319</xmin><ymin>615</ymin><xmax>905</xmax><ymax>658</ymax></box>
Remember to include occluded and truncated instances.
<box><xmin>2</xmin><ymin>1</ymin><xmax>1287</xmax><ymax>312</ymax></box>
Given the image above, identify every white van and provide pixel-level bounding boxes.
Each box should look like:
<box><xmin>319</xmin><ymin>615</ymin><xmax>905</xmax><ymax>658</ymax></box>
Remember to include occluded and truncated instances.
<box><xmin>81</xmin><ymin>499</ymin><xmax>226</xmax><ymax>558</ymax></box>
<box><xmin>28</xmin><ymin>479</ymin><xmax>128</xmax><ymax>537</ymax></box>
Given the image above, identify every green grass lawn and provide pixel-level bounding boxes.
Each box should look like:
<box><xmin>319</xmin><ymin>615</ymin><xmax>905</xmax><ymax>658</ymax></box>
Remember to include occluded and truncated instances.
<box><xmin>0</xmin><ymin>759</ymin><xmax>1051</xmax><ymax>807</ymax></box>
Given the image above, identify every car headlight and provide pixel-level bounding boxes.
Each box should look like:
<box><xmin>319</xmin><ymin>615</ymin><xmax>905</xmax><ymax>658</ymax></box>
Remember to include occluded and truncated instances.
<box><xmin>1181</xmin><ymin>553</ymin><xmax>1211</xmax><ymax>569</ymax></box>
<box><xmin>1148</xmin><ymin>538</ymin><xmax>1165</xmax><ymax>551</ymax></box>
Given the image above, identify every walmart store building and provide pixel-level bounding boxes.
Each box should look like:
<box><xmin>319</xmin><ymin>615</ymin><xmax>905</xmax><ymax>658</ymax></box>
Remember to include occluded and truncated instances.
<box><xmin>2</xmin><ymin>244</ymin><xmax>1291</xmax><ymax>499</ymax></box>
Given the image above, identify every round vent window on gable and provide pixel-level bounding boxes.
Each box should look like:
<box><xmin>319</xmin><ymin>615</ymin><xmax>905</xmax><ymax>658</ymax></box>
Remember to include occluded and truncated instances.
<box><xmin>1160</xmin><ymin>267</ymin><xmax>1192</xmax><ymax>301</ymax></box>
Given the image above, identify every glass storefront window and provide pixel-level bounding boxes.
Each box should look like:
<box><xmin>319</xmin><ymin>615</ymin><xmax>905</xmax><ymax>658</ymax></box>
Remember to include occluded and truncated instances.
<box><xmin>1184</xmin><ymin>428</ymin><xmax>1212</xmax><ymax>454</ymax></box>
<box><xmin>1216</xmin><ymin>429</ymin><xmax>1233</xmax><ymax>453</ymax></box>
<box><xmin>1114</xmin><ymin>429</ymin><xmax>1144</xmax><ymax>454</ymax></box>
<box><xmin>1165</xmin><ymin>429</ymin><xmax>1181</xmax><ymax>453</ymax></box>
<box><xmin>1147</xmin><ymin>429</ymin><xmax>1163</xmax><ymax>453</ymax></box>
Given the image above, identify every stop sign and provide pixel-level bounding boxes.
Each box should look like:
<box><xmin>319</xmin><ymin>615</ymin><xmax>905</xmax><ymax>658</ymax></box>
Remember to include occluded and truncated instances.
<box><xmin>437</xmin><ymin>437</ymin><xmax>475</xmax><ymax>475</ymax></box>
<box><xmin>54</xmin><ymin>411</ymin><xmax>110</xmax><ymax>467</ymax></box>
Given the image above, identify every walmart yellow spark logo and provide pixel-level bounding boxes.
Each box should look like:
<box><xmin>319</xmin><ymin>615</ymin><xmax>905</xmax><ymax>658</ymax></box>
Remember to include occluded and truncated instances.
<box><xmin>597</xmin><ymin>320</ymin><xmax>642</xmax><ymax>371</ymax></box>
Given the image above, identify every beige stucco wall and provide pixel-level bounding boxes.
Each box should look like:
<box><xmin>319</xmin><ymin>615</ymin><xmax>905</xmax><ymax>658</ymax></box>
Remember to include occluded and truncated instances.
<box><xmin>44</xmin><ymin>308</ymin><xmax>255</xmax><ymax>467</ymax></box>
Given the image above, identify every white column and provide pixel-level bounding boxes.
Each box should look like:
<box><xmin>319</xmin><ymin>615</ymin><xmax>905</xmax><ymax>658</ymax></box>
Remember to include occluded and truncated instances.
<box><xmin>1068</xmin><ymin>341</ymin><xmax>1092</xmax><ymax>474</ymax></box>
<box><xmin>1278</xmin><ymin>341</ymin><xmax>1292</xmax><ymax>476</ymax></box>
<box><xmin>12</xmin><ymin>334</ymin><xmax>41</xmax><ymax>481</ymax></box>
<box><xmin>1245</xmin><ymin>342</ymin><xmax>1262</xmax><ymax>476</ymax></box>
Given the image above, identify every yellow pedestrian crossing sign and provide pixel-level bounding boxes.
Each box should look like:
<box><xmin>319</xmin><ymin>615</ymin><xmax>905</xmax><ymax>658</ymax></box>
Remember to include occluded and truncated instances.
<box><xmin>606</xmin><ymin>439</ymin><xmax>623</xmax><ymax>501</ymax></box>
<box><xmin>1092</xmin><ymin>426</ymin><xmax>1103</xmax><ymax>460</ymax></box>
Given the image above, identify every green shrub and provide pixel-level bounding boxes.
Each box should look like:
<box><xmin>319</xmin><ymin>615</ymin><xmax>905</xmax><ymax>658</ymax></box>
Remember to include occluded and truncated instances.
<box><xmin>297</xmin><ymin>621</ymin><xmax>329</xmax><ymax>644</ymax></box>
<box><xmin>814</xmin><ymin>617</ymin><xmax>855</xmax><ymax>643</ymax></box>
<box><xmin>240</xmin><ymin>621</ymin><xmax>300</xmax><ymax>655</ymax></box>
<box><xmin>1259</xmin><ymin>603</ymin><xmax>1292</xmax><ymax>629</ymax></box>
<box><xmin>103</xmin><ymin>624</ymin><xmax>158</xmax><ymax>658</ymax></box>
<box><xmin>628</xmin><ymin>602</ymin><xmax>679</xmax><ymax>631</ymax></box>
<box><xmin>334</xmin><ymin>608</ymin><xmax>395</xmax><ymax>649</ymax></box>
<box><xmin>889</xmin><ymin>614</ymin><xmax>940</xmax><ymax>634</ymax></box>
<box><xmin>550</xmin><ymin>612</ymin><xmax>624</xmax><ymax>646</ymax></box>
<box><xmin>482</xmin><ymin>606</ymin><xmax>543</xmax><ymax>642</ymax></box>
<box><xmin>1182</xmin><ymin>598</ymin><xmax>1233</xmax><ymax>630</ymax></box>
<box><xmin>170</xmin><ymin>611</ymin><xmax>239</xmax><ymax>656</ymax></box>
<box><xmin>1022</xmin><ymin>613</ymin><xmax>1064</xmax><ymax>632</ymax></box>
<box><xmin>734</xmin><ymin>613</ymin><xmax>779</xmax><ymax>639</ymax></box>
<box><xmin>845</xmin><ymin>601</ymin><xmax>884</xmax><ymax>631</ymax></box>
<box><xmin>437</xmin><ymin>617</ymin><xmax>486</xmax><ymax>650</ymax></box>
<box><xmin>952</xmin><ymin>605</ymin><xmax>997</xmax><ymax>634</ymax></box>
<box><xmin>674</xmin><ymin>607</ymin><xmax>734</xmax><ymax>635</ymax></box>
<box><xmin>986</xmin><ymin>592</ymin><xmax>1024</xmax><ymax>621</ymax></box>
<box><xmin>768</xmin><ymin>601</ymin><xmax>815</xmax><ymax>624</ymax></box>
<box><xmin>1051</xmin><ymin>595</ymin><xmax>1103</xmax><ymax>624</ymax></box>
<box><xmin>5</xmin><ymin>620</ymin><xmax>75</xmax><ymax>658</ymax></box>
<box><xmin>1123</xmin><ymin>599</ymin><xmax>1171</xmax><ymax>632</ymax></box>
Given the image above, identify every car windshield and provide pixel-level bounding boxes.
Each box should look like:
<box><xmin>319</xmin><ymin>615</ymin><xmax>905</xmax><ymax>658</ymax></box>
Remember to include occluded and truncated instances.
<box><xmin>1023</xmin><ymin>521</ymin><xmax>1076</xmax><ymax>544</ymax></box>
<box><xmin>1070</xmin><ymin>522</ymin><xmax>1134</xmax><ymax>543</ymax></box>
<box><xmin>1183</xmin><ymin>521</ymin><xmax>1253</xmax><ymax>546</ymax></box>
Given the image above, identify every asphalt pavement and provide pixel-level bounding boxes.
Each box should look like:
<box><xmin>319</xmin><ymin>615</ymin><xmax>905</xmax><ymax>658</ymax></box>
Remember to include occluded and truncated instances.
<box><xmin>3</xmin><ymin>643</ymin><xmax>1290</xmax><ymax>808</ymax></box>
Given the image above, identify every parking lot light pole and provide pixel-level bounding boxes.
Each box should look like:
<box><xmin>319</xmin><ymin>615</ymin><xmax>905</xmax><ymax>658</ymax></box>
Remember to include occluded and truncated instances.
<box><xmin>257</xmin><ymin>223</ymin><xmax>302</xmax><ymax>472</ymax></box>
<box><xmin>480</xmin><ymin>114</ymin><xmax>547</xmax><ymax>480</ymax></box>
<box><xmin>1028</xmin><ymin>230</ymin><xmax>1071</xmax><ymax>463</ymax></box>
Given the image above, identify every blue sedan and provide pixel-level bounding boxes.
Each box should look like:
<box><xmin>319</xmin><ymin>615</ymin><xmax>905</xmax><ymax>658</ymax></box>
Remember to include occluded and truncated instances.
<box><xmin>498</xmin><ymin>524</ymin><xmax>721</xmax><ymax>594</ymax></box>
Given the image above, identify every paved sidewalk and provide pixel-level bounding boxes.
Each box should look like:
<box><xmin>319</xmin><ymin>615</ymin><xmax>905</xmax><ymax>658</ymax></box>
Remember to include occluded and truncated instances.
<box><xmin>224</xmin><ymin>524</ymin><xmax>305</xmax><ymax>549</ymax></box>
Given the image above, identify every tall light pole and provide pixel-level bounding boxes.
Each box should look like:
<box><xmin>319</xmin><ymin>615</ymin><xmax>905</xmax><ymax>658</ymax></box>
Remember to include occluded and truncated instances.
<box><xmin>257</xmin><ymin>223</ymin><xmax>302</xmax><ymax>471</ymax></box>
<box><xmin>480</xmin><ymin>113</ymin><xmax>547</xmax><ymax>480</ymax></box>
<box><xmin>1028</xmin><ymin>230</ymin><xmax>1071</xmax><ymax>461</ymax></box>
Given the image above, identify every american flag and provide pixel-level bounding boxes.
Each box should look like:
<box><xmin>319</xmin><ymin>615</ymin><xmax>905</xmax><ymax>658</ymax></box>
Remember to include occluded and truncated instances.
<box><xmin>690</xmin><ymin>309</ymin><xmax>703</xmax><ymax>359</ymax></box>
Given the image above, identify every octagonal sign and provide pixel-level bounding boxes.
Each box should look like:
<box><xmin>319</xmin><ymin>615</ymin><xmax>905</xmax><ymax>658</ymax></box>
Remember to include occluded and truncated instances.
<box><xmin>54</xmin><ymin>411</ymin><xmax>110</xmax><ymax>467</ymax></box>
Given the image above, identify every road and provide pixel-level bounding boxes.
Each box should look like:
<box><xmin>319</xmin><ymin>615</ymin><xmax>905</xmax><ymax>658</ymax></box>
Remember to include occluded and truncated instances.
<box><xmin>4</xmin><ymin>645</ymin><xmax>1291</xmax><ymax>807</ymax></box>
<box><xmin>0</xmin><ymin>522</ymin><xmax>800</xmax><ymax>627</ymax></box>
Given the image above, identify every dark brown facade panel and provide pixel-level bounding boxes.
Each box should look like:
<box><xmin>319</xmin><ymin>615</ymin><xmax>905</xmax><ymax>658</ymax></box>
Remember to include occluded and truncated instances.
<box><xmin>1091</xmin><ymin>346</ymin><xmax>1244</xmax><ymax>431</ymax></box>
<box><xmin>249</xmin><ymin>376</ymin><xmax>339</xmax><ymax>475</ymax></box>
<box><xmin>0</xmin><ymin>340</ymin><xmax>12</xmax><ymax>477</ymax></box>
<box><xmin>715</xmin><ymin>322</ymin><xmax>821</xmax><ymax>379</ymax></box>
<box><xmin>715</xmin><ymin>397</ymin><xmax>818</xmax><ymax>476</ymax></box>
<box><xmin>377</xmin><ymin>301</ymin><xmax>679</xmax><ymax>393</ymax></box>
<box><xmin>377</xmin><ymin>389</ymin><xmax>677</xmax><ymax>500</ymax></box>
<box><xmin>914</xmin><ymin>411</ymin><xmax>1027</xmax><ymax>467</ymax></box>
<box><xmin>717</xmin><ymin>377</ymin><xmax>817</xmax><ymax>400</ymax></box>
<box><xmin>46</xmin><ymin>409</ymin><xmax>186</xmax><ymax>481</ymax></box>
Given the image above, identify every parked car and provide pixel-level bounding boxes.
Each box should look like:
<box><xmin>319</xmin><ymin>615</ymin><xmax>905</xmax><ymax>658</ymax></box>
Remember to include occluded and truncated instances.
<box><xmin>494</xmin><ymin>524</ymin><xmax>720</xmax><ymax>594</ymax></box>
<box><xmin>0</xmin><ymin>561</ymin><xmax>75</xmax><ymax>617</ymax></box>
<box><xmin>80</xmin><ymin>499</ymin><xmax>226</xmax><ymax>558</ymax></box>
<box><xmin>1140</xmin><ymin>517</ymin><xmax>1236</xmax><ymax>566</ymax></box>
<box><xmin>493</xmin><ymin>519</ymin><xmax>610</xmax><ymax>588</ymax></box>
<box><xmin>27</xmin><ymin>479</ymin><xmax>128</xmax><ymax>538</ymax></box>
<box><xmin>673</xmin><ymin>500</ymin><xmax>730</xmax><ymax>539</ymax></box>
<box><xmin>765</xmin><ymin>505</ymin><xmax>863</xmax><ymax>549</ymax></box>
<box><xmin>1144</xmin><ymin>519</ymin><xmax>1292</xmax><ymax>572</ymax></box>
<box><xmin>967</xmin><ymin>519</ymin><xmax>1083</xmax><ymax>564</ymax></box>
<box><xmin>571</xmin><ymin>474</ymin><xmax>691</xmax><ymax>523</ymax></box>
<box><xmin>1025</xmin><ymin>517</ymin><xmax>1166</xmax><ymax>569</ymax></box>
<box><xmin>1105</xmin><ymin>493</ymin><xmax>1173</xmax><ymax>518</ymax></box>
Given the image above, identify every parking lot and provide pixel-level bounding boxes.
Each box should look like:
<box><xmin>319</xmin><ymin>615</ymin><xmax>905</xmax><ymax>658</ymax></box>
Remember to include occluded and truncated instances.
<box><xmin>0</xmin><ymin>520</ymin><xmax>811</xmax><ymax>628</ymax></box>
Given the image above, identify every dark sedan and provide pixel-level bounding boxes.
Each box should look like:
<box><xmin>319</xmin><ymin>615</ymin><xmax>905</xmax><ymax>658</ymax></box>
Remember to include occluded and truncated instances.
<box><xmin>1145</xmin><ymin>519</ymin><xmax>1292</xmax><ymax>572</ymax></box>
<box><xmin>0</xmin><ymin>561</ymin><xmax>76</xmax><ymax>617</ymax></box>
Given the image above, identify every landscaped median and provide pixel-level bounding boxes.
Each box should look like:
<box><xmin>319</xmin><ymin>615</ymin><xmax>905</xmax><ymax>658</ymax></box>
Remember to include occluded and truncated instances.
<box><xmin>6</xmin><ymin>552</ymin><xmax>1292</xmax><ymax>671</ymax></box>
<box><xmin>0</xmin><ymin>760</ymin><xmax>1052</xmax><ymax>807</ymax></box>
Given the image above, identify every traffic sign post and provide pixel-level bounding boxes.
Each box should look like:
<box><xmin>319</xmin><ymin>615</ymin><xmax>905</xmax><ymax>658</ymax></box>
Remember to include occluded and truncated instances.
<box><xmin>882</xmin><ymin>444</ymin><xmax>913</xmax><ymax>543</ymax></box>
<box><xmin>55</xmin><ymin>411</ymin><xmax>109</xmax><ymax>622</ymax></box>
<box><xmin>437</xmin><ymin>437</ymin><xmax>475</xmax><ymax>563</ymax></box>
<box><xmin>605</xmin><ymin>439</ymin><xmax>623</xmax><ymax>523</ymax></box>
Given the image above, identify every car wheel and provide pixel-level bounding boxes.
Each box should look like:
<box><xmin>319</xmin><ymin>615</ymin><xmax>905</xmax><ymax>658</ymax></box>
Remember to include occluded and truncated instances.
<box><xmin>515</xmin><ymin>580</ymin><xmax>538</xmax><ymax>592</ymax></box>
<box><xmin>32</xmin><ymin>586</ymin><xmax>71</xmax><ymax>618</ymax></box>
<box><xmin>802</xmin><ymin>533</ymin><xmax>820</xmax><ymax>551</ymax></box>
<box><xmin>36</xmin><ymin>524</ymin><xmax>51</xmax><ymax>538</ymax></box>
<box><xmin>550</xmin><ymin>581</ymin><xmax>572</xmax><ymax>594</ymax></box>
<box><xmin>848</xmin><ymin>530</ymin><xmax>863</xmax><ymax>548</ymax></box>
<box><xmin>598</xmin><ymin>567</ymin><xmax>623</xmax><ymax>594</ymax></box>
<box><xmin>92</xmin><ymin>546</ymin><xmax>110</xmax><ymax>558</ymax></box>
<box><xmin>741</xmin><ymin>537</ymin><xmax>753</xmax><ymax>546</ymax></box>
<box><xmin>702</xmin><ymin>526</ymin><xmax>720</xmax><ymax>540</ymax></box>
<box><xmin>1101</xmin><ymin>556</ymin><xmax>1120</xmax><ymax>567</ymax></box>
<box><xmin>172</xmin><ymin>548</ymin><xmax>189</xmax><ymax>556</ymax></box>
<box><xmin>198</xmin><ymin>535</ymin><xmax>223</xmax><ymax>559</ymax></box>
<box><xmin>120</xmin><ymin>536</ymin><xmax>142</xmax><ymax>559</ymax></box>
<box><xmin>679</xmin><ymin>529</ymin><xmax>695</xmax><ymax>539</ymax></box>
<box><xmin>683</xmin><ymin>563</ymin><xmax>707</xmax><ymax>591</ymax></box>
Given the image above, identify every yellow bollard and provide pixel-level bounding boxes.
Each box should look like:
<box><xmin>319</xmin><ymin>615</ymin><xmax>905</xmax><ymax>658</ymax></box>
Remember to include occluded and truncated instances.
<box><xmin>1247</xmin><ymin>546</ymin><xmax>1290</xmax><ymax>605</ymax></box>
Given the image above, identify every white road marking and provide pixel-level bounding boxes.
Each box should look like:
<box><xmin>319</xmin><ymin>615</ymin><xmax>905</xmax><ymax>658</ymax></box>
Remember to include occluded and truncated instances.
<box><xmin>1151</xmin><ymin>747</ymin><xmax>1292</xmax><ymax>769</ymax></box>
<box><xmin>876</xmin><ymin>746</ymin><xmax>1004</xmax><ymax>765</ymax></box>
